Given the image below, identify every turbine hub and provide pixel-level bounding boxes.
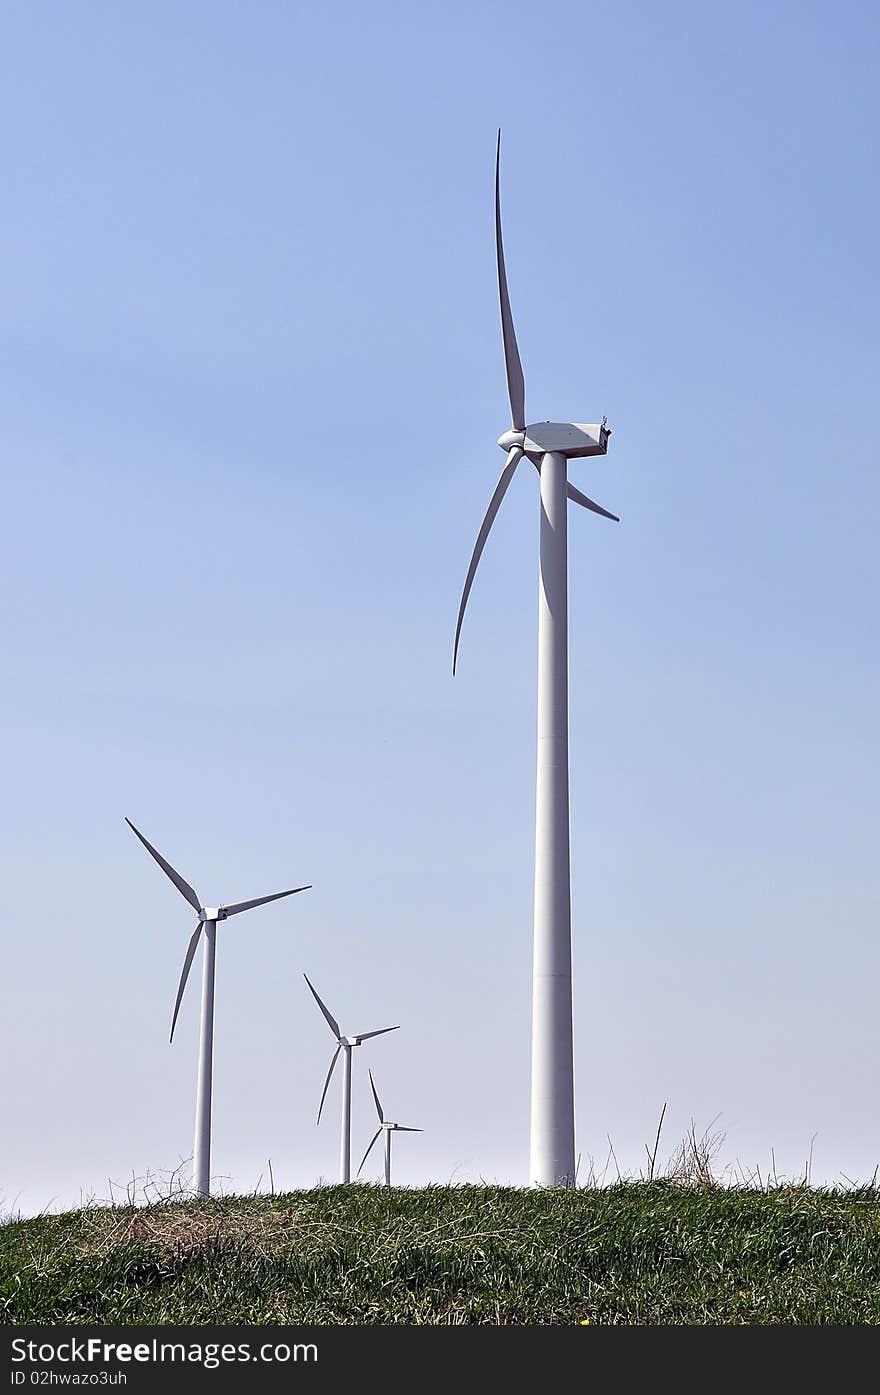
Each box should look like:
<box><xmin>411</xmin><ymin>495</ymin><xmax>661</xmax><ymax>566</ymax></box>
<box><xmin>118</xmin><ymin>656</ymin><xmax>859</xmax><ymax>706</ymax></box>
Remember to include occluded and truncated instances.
<box><xmin>200</xmin><ymin>907</ymin><xmax>222</xmax><ymax>922</ymax></box>
<box><xmin>497</xmin><ymin>428</ymin><xmax>525</xmax><ymax>451</ymax></box>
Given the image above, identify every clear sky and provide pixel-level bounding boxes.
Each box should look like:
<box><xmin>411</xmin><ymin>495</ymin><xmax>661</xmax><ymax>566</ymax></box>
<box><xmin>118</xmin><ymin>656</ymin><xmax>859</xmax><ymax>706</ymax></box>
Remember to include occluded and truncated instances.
<box><xmin>2</xmin><ymin>1</ymin><xmax>878</xmax><ymax>1215</ymax></box>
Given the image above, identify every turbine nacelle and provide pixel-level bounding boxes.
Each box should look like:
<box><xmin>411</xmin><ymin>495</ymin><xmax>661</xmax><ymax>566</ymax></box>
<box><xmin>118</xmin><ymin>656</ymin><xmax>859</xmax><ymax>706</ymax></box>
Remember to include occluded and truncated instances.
<box><xmin>199</xmin><ymin>907</ymin><xmax>223</xmax><ymax>923</ymax></box>
<box><xmin>497</xmin><ymin>422</ymin><xmax>610</xmax><ymax>459</ymax></box>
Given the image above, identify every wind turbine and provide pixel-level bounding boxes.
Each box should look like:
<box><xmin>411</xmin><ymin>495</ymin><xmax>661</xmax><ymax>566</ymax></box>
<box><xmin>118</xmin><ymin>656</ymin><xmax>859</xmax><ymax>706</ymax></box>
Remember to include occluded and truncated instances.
<box><xmin>453</xmin><ymin>132</ymin><xmax>619</xmax><ymax>1187</ymax></box>
<box><xmin>125</xmin><ymin>817</ymin><xmax>310</xmax><ymax>1197</ymax></box>
<box><xmin>303</xmin><ymin>974</ymin><xmax>399</xmax><ymax>1182</ymax></box>
<box><xmin>356</xmin><ymin>1071</ymin><xmax>421</xmax><ymax>1186</ymax></box>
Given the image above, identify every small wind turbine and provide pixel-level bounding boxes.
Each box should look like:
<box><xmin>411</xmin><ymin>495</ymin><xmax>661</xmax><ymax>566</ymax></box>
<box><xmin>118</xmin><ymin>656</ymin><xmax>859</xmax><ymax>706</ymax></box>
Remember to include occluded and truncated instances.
<box><xmin>303</xmin><ymin>974</ymin><xmax>399</xmax><ymax>1182</ymax></box>
<box><xmin>356</xmin><ymin>1070</ymin><xmax>421</xmax><ymax>1186</ymax></box>
<box><xmin>453</xmin><ymin>132</ymin><xmax>619</xmax><ymax>1187</ymax></box>
<box><xmin>125</xmin><ymin>817</ymin><xmax>310</xmax><ymax>1197</ymax></box>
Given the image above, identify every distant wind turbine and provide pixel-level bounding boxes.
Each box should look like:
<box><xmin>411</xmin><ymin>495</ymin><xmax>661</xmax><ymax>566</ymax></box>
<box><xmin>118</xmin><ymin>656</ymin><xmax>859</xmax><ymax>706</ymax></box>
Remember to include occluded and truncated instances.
<box><xmin>125</xmin><ymin>817</ymin><xmax>310</xmax><ymax>1197</ymax></box>
<box><xmin>357</xmin><ymin>1070</ymin><xmax>421</xmax><ymax>1186</ymax></box>
<box><xmin>453</xmin><ymin>132</ymin><xmax>619</xmax><ymax>1187</ymax></box>
<box><xmin>303</xmin><ymin>974</ymin><xmax>399</xmax><ymax>1182</ymax></box>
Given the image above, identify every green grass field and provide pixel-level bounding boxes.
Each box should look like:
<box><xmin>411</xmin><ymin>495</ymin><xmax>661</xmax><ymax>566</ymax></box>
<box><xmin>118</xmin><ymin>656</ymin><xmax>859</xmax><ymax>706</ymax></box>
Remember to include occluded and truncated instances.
<box><xmin>3</xmin><ymin>1183</ymin><xmax>880</xmax><ymax>1324</ymax></box>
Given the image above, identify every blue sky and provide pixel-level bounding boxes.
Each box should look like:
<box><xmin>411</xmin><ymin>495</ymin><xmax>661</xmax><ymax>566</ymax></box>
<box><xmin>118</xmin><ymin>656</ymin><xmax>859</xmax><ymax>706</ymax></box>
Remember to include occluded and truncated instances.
<box><xmin>1</xmin><ymin>1</ymin><xmax>879</xmax><ymax>1213</ymax></box>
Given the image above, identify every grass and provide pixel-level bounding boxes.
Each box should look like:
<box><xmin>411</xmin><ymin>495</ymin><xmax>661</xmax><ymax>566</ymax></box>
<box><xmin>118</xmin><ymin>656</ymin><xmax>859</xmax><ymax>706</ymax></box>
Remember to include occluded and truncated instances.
<box><xmin>3</xmin><ymin>1180</ymin><xmax>880</xmax><ymax>1324</ymax></box>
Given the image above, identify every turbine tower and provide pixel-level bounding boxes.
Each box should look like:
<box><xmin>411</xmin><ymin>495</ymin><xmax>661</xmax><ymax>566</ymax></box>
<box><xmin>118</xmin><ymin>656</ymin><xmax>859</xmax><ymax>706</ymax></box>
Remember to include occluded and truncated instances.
<box><xmin>303</xmin><ymin>974</ymin><xmax>399</xmax><ymax>1182</ymax></box>
<box><xmin>453</xmin><ymin>133</ymin><xmax>619</xmax><ymax>1187</ymax></box>
<box><xmin>125</xmin><ymin>817</ymin><xmax>310</xmax><ymax>1197</ymax></box>
<box><xmin>357</xmin><ymin>1070</ymin><xmax>421</xmax><ymax>1187</ymax></box>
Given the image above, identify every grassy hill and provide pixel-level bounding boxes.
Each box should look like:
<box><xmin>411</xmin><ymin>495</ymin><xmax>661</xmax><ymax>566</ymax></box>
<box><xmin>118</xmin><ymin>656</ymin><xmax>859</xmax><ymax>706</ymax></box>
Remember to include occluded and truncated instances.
<box><xmin>3</xmin><ymin>1183</ymin><xmax>880</xmax><ymax>1325</ymax></box>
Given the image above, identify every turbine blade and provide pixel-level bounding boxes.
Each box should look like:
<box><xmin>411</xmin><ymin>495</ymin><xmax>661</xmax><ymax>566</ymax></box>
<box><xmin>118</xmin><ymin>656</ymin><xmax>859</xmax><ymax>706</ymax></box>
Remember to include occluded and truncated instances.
<box><xmin>125</xmin><ymin>818</ymin><xmax>201</xmax><ymax>913</ymax></box>
<box><xmin>223</xmin><ymin>885</ymin><xmax>311</xmax><ymax>917</ymax></box>
<box><xmin>453</xmin><ymin>446</ymin><xmax>524</xmax><ymax>675</ymax></box>
<box><xmin>368</xmin><ymin>1069</ymin><xmax>385</xmax><ymax>1123</ymax></box>
<box><xmin>393</xmin><ymin>1126</ymin><xmax>422</xmax><ymax>1132</ymax></box>
<box><xmin>529</xmin><ymin>459</ymin><xmax>619</xmax><ymax>522</ymax></box>
<box><xmin>566</xmin><ymin>481</ymin><xmax>620</xmax><ymax>523</ymax></box>
<box><xmin>316</xmin><ymin>1044</ymin><xmax>341</xmax><ymax>1125</ymax></box>
<box><xmin>353</xmin><ymin>1025</ymin><xmax>400</xmax><ymax>1043</ymax></box>
<box><xmin>495</xmin><ymin>130</ymin><xmax>526</xmax><ymax>430</ymax></box>
<box><xmin>357</xmin><ymin>1129</ymin><xmax>383</xmax><ymax>1178</ymax></box>
<box><xmin>170</xmin><ymin>922</ymin><xmax>203</xmax><ymax>1043</ymax></box>
<box><xmin>303</xmin><ymin>974</ymin><xmax>341</xmax><ymax>1040</ymax></box>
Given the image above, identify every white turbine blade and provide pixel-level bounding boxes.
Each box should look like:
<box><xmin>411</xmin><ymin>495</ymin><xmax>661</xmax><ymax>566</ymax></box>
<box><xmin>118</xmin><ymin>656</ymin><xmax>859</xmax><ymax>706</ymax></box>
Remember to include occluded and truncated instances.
<box><xmin>529</xmin><ymin>460</ymin><xmax>619</xmax><ymax>522</ymax></box>
<box><xmin>353</xmin><ymin>1025</ymin><xmax>399</xmax><ymax>1043</ymax></box>
<box><xmin>356</xmin><ymin>1128</ymin><xmax>383</xmax><ymax>1178</ymax></box>
<box><xmin>169</xmin><ymin>921</ymin><xmax>203</xmax><ymax>1043</ymax></box>
<box><xmin>316</xmin><ymin>1044</ymin><xmax>341</xmax><ymax>1125</ymax></box>
<box><xmin>495</xmin><ymin>130</ymin><xmax>525</xmax><ymax>430</ymax></box>
<box><xmin>368</xmin><ymin>1069</ymin><xmax>385</xmax><ymax>1123</ymax></box>
<box><xmin>393</xmin><ymin>1126</ymin><xmax>422</xmax><ymax>1132</ymax></box>
<box><xmin>303</xmin><ymin>973</ymin><xmax>341</xmax><ymax>1040</ymax></box>
<box><xmin>223</xmin><ymin>885</ymin><xmax>311</xmax><ymax>917</ymax></box>
<box><xmin>125</xmin><ymin>818</ymin><xmax>201</xmax><ymax>913</ymax></box>
<box><xmin>566</xmin><ymin>480</ymin><xmax>619</xmax><ymax>523</ymax></box>
<box><xmin>453</xmin><ymin>445</ymin><xmax>524</xmax><ymax>675</ymax></box>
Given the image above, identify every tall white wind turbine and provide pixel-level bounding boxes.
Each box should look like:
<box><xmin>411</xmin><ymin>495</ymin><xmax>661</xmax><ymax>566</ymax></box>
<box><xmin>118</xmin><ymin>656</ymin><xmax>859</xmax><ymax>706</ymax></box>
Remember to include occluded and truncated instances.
<box><xmin>453</xmin><ymin>133</ymin><xmax>619</xmax><ymax>1187</ymax></box>
<box><xmin>125</xmin><ymin>817</ymin><xmax>310</xmax><ymax>1197</ymax></box>
<box><xmin>357</xmin><ymin>1071</ymin><xmax>421</xmax><ymax>1187</ymax></box>
<box><xmin>303</xmin><ymin>974</ymin><xmax>399</xmax><ymax>1183</ymax></box>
